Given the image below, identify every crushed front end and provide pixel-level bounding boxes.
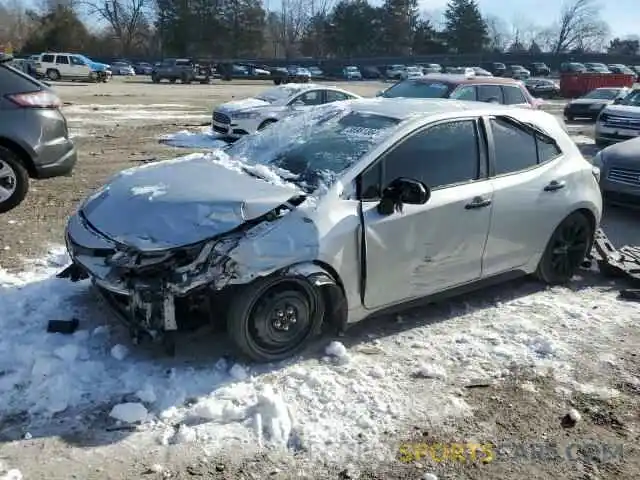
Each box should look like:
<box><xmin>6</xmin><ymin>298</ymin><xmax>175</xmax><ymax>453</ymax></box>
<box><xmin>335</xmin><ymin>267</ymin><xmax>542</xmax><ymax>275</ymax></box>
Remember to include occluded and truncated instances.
<box><xmin>60</xmin><ymin>212</ymin><xmax>242</xmax><ymax>341</ymax></box>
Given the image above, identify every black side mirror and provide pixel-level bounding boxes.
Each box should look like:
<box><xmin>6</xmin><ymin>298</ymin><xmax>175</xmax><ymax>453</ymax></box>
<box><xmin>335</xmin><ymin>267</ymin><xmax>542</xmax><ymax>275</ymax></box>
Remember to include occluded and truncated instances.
<box><xmin>377</xmin><ymin>177</ymin><xmax>430</xmax><ymax>215</ymax></box>
<box><xmin>613</xmin><ymin>98</ymin><xmax>622</xmax><ymax>104</ymax></box>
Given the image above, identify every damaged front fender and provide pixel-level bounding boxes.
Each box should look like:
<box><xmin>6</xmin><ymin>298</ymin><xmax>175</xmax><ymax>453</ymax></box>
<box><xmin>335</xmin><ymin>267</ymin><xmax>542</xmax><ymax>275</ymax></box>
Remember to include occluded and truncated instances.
<box><xmin>283</xmin><ymin>262</ymin><xmax>349</xmax><ymax>332</ymax></box>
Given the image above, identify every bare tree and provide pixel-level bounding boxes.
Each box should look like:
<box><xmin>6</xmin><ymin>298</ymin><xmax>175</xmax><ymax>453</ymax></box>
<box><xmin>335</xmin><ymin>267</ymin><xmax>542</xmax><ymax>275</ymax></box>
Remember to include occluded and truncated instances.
<box><xmin>548</xmin><ymin>0</ymin><xmax>609</xmax><ymax>54</ymax></box>
<box><xmin>484</xmin><ymin>14</ymin><xmax>508</xmax><ymax>51</ymax></box>
<box><xmin>509</xmin><ymin>16</ymin><xmax>539</xmax><ymax>49</ymax></box>
<box><xmin>82</xmin><ymin>0</ymin><xmax>151</xmax><ymax>55</ymax></box>
<box><xmin>0</xmin><ymin>0</ymin><xmax>37</xmax><ymax>50</ymax></box>
<box><xmin>277</xmin><ymin>0</ymin><xmax>313</xmax><ymax>58</ymax></box>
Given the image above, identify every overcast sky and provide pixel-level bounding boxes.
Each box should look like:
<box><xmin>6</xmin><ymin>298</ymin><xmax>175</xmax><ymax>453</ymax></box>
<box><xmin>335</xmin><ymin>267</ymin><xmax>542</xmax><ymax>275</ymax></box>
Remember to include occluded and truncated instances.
<box><xmin>418</xmin><ymin>0</ymin><xmax>638</xmax><ymax>37</ymax></box>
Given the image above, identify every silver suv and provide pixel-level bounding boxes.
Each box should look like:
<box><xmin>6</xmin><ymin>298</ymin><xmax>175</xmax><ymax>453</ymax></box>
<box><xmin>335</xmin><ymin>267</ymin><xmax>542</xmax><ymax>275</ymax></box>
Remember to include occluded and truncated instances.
<box><xmin>61</xmin><ymin>99</ymin><xmax>602</xmax><ymax>362</ymax></box>
<box><xmin>0</xmin><ymin>54</ymin><xmax>77</xmax><ymax>213</ymax></box>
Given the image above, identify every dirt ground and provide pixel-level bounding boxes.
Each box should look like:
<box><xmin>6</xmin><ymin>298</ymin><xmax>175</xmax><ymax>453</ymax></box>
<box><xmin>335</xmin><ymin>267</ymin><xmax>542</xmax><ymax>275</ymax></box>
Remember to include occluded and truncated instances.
<box><xmin>0</xmin><ymin>77</ymin><xmax>638</xmax><ymax>480</ymax></box>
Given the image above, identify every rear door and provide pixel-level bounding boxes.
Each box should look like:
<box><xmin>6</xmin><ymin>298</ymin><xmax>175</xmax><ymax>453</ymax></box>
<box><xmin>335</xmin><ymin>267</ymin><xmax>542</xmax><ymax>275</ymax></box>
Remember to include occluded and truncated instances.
<box><xmin>502</xmin><ymin>85</ymin><xmax>532</xmax><ymax>108</ymax></box>
<box><xmin>477</xmin><ymin>84</ymin><xmax>504</xmax><ymax>104</ymax></box>
<box><xmin>54</xmin><ymin>55</ymin><xmax>73</xmax><ymax>78</ymax></box>
<box><xmin>325</xmin><ymin>89</ymin><xmax>359</xmax><ymax>103</ymax></box>
<box><xmin>481</xmin><ymin>115</ymin><xmax>570</xmax><ymax>276</ymax></box>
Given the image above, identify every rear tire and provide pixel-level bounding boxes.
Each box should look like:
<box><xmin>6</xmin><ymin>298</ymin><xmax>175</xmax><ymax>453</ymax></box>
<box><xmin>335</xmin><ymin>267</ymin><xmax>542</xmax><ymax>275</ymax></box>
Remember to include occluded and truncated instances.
<box><xmin>46</xmin><ymin>69</ymin><xmax>60</xmax><ymax>81</ymax></box>
<box><xmin>226</xmin><ymin>276</ymin><xmax>325</xmax><ymax>363</ymax></box>
<box><xmin>535</xmin><ymin>212</ymin><xmax>593</xmax><ymax>285</ymax></box>
<box><xmin>0</xmin><ymin>146</ymin><xmax>29</xmax><ymax>214</ymax></box>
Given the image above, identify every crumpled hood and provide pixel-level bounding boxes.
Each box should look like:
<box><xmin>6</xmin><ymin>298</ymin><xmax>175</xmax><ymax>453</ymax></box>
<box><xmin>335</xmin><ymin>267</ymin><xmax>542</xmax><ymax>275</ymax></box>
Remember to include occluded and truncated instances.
<box><xmin>218</xmin><ymin>97</ymin><xmax>272</xmax><ymax>113</ymax></box>
<box><xmin>602</xmin><ymin>105</ymin><xmax>640</xmax><ymax>117</ymax></box>
<box><xmin>80</xmin><ymin>156</ymin><xmax>300</xmax><ymax>251</ymax></box>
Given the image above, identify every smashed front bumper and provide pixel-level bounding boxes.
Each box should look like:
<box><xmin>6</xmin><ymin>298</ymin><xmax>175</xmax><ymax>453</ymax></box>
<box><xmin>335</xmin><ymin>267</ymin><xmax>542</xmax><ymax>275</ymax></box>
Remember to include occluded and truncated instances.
<box><xmin>61</xmin><ymin>213</ymin><xmax>236</xmax><ymax>337</ymax></box>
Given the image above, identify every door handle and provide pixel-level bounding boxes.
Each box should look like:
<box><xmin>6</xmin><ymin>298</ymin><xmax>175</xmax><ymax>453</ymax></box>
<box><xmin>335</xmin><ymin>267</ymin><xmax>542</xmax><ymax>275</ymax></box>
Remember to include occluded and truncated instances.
<box><xmin>544</xmin><ymin>180</ymin><xmax>566</xmax><ymax>191</ymax></box>
<box><xmin>465</xmin><ymin>196</ymin><xmax>492</xmax><ymax>209</ymax></box>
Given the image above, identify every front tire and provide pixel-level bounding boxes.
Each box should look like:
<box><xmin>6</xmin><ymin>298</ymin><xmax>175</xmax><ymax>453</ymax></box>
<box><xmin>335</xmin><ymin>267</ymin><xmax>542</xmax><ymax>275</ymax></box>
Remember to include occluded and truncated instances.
<box><xmin>226</xmin><ymin>276</ymin><xmax>325</xmax><ymax>362</ymax></box>
<box><xmin>535</xmin><ymin>212</ymin><xmax>593</xmax><ymax>285</ymax></box>
<box><xmin>0</xmin><ymin>146</ymin><xmax>29</xmax><ymax>214</ymax></box>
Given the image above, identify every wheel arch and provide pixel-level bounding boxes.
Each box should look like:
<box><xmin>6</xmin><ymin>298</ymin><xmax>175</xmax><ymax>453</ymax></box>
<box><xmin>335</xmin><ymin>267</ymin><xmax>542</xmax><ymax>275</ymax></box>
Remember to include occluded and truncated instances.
<box><xmin>285</xmin><ymin>260</ymin><xmax>349</xmax><ymax>332</ymax></box>
<box><xmin>0</xmin><ymin>137</ymin><xmax>37</xmax><ymax>177</ymax></box>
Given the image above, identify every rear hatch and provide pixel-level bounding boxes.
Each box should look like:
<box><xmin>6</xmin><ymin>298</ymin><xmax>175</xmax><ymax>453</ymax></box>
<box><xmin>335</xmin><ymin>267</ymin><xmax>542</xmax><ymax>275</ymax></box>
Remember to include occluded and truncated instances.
<box><xmin>1</xmin><ymin>54</ymin><xmax>66</xmax><ymax>133</ymax></box>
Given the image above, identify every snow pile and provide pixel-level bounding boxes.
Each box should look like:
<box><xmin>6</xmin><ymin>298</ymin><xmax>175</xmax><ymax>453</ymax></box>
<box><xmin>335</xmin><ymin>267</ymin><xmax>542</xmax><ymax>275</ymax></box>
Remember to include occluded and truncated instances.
<box><xmin>109</xmin><ymin>403</ymin><xmax>149</xmax><ymax>423</ymax></box>
<box><xmin>158</xmin><ymin>127</ymin><xmax>229</xmax><ymax>149</ymax></box>
<box><xmin>0</xmin><ymin>246</ymin><xmax>638</xmax><ymax>465</ymax></box>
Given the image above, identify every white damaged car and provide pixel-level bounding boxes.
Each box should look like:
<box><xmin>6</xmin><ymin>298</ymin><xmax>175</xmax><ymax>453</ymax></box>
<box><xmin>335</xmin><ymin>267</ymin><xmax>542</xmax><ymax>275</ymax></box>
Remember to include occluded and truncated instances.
<box><xmin>211</xmin><ymin>83</ymin><xmax>361</xmax><ymax>138</ymax></box>
<box><xmin>61</xmin><ymin>99</ymin><xmax>601</xmax><ymax>362</ymax></box>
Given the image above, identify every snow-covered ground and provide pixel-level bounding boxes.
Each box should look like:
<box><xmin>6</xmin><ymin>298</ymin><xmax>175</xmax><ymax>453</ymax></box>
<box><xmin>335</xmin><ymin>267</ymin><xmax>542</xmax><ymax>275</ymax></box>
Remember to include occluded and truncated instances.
<box><xmin>158</xmin><ymin>126</ymin><xmax>228</xmax><ymax>149</ymax></box>
<box><xmin>63</xmin><ymin>104</ymin><xmax>210</xmax><ymax>137</ymax></box>
<box><xmin>1</xmin><ymin>235</ymin><xmax>638</xmax><ymax>467</ymax></box>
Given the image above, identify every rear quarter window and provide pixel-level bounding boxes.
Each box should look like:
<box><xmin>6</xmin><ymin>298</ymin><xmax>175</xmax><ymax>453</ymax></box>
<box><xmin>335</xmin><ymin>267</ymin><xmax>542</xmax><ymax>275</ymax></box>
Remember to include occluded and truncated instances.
<box><xmin>42</xmin><ymin>54</ymin><xmax>54</xmax><ymax>63</ymax></box>
<box><xmin>0</xmin><ymin>63</ymin><xmax>43</xmax><ymax>95</ymax></box>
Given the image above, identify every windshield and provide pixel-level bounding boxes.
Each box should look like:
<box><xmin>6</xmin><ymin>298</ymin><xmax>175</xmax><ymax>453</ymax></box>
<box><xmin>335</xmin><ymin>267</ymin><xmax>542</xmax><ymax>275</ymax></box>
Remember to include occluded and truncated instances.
<box><xmin>345</xmin><ymin>66</ymin><xmax>358</xmax><ymax>71</ymax></box>
<box><xmin>381</xmin><ymin>80</ymin><xmax>452</xmax><ymax>99</ymax></box>
<box><xmin>225</xmin><ymin>104</ymin><xmax>401</xmax><ymax>193</ymax></box>
<box><xmin>618</xmin><ymin>90</ymin><xmax>640</xmax><ymax>107</ymax></box>
<box><xmin>255</xmin><ymin>85</ymin><xmax>302</xmax><ymax>103</ymax></box>
<box><xmin>584</xmin><ymin>89</ymin><xmax>621</xmax><ymax>100</ymax></box>
<box><xmin>77</xmin><ymin>55</ymin><xmax>93</xmax><ymax>64</ymax></box>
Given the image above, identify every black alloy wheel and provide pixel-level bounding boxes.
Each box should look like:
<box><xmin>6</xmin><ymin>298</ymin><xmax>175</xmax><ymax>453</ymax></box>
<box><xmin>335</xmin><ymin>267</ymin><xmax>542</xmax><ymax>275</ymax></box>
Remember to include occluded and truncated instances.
<box><xmin>536</xmin><ymin>212</ymin><xmax>593</xmax><ymax>285</ymax></box>
<box><xmin>227</xmin><ymin>276</ymin><xmax>324</xmax><ymax>362</ymax></box>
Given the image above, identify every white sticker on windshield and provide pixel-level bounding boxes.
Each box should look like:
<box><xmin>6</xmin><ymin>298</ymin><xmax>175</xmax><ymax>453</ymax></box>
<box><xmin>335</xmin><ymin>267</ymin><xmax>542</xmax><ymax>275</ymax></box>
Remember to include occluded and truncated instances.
<box><xmin>340</xmin><ymin>126</ymin><xmax>380</xmax><ymax>138</ymax></box>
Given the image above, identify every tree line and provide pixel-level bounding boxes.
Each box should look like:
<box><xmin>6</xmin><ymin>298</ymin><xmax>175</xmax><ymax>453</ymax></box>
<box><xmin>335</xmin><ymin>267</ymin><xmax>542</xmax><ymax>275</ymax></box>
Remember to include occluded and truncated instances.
<box><xmin>0</xmin><ymin>0</ymin><xmax>638</xmax><ymax>60</ymax></box>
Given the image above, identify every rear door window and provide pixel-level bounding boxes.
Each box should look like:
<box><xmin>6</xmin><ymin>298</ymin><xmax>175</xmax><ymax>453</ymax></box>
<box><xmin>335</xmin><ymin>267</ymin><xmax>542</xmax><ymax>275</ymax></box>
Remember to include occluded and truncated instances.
<box><xmin>477</xmin><ymin>85</ymin><xmax>504</xmax><ymax>103</ymax></box>
<box><xmin>0</xmin><ymin>63</ymin><xmax>42</xmax><ymax>94</ymax></box>
<box><xmin>503</xmin><ymin>86</ymin><xmax>527</xmax><ymax>104</ymax></box>
<box><xmin>55</xmin><ymin>55</ymin><xmax>69</xmax><ymax>65</ymax></box>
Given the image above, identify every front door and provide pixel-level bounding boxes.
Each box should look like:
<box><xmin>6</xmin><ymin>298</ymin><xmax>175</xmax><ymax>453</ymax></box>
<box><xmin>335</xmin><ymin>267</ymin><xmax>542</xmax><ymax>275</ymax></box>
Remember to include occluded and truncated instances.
<box><xmin>360</xmin><ymin>119</ymin><xmax>494</xmax><ymax>310</ymax></box>
<box><xmin>70</xmin><ymin>55</ymin><xmax>91</xmax><ymax>79</ymax></box>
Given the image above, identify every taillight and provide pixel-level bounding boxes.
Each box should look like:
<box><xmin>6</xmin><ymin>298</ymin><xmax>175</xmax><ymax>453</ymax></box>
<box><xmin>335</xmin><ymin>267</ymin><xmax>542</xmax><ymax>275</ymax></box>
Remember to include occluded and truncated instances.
<box><xmin>7</xmin><ymin>91</ymin><xmax>61</xmax><ymax>108</ymax></box>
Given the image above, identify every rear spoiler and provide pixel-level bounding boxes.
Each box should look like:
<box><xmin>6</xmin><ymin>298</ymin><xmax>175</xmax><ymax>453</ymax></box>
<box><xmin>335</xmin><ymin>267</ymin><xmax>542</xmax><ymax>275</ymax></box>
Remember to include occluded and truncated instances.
<box><xmin>0</xmin><ymin>53</ymin><xmax>14</xmax><ymax>63</ymax></box>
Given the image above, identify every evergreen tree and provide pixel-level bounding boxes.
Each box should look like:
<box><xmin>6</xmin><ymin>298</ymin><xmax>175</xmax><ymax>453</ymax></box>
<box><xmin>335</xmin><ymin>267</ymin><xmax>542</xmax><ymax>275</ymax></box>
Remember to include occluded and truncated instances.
<box><xmin>381</xmin><ymin>0</ymin><xmax>418</xmax><ymax>55</ymax></box>
<box><xmin>444</xmin><ymin>0</ymin><xmax>488</xmax><ymax>53</ymax></box>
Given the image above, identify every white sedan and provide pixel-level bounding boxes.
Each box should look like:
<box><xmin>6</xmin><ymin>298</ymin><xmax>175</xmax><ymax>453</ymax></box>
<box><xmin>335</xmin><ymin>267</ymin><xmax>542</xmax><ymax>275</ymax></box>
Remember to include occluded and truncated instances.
<box><xmin>211</xmin><ymin>83</ymin><xmax>361</xmax><ymax>138</ymax></box>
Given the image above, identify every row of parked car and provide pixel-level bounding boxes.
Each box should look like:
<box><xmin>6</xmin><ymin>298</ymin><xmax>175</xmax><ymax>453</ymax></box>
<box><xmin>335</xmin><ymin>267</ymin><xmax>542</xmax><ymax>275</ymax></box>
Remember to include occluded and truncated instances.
<box><xmin>560</xmin><ymin>62</ymin><xmax>640</xmax><ymax>80</ymax></box>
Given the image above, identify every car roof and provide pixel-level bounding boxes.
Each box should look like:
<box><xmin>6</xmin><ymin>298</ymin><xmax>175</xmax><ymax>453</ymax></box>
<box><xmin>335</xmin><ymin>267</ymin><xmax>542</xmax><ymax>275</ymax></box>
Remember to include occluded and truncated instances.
<box><xmin>345</xmin><ymin>97</ymin><xmax>515</xmax><ymax>121</ymax></box>
<box><xmin>276</xmin><ymin>83</ymin><xmax>347</xmax><ymax>92</ymax></box>
<box><xmin>413</xmin><ymin>74</ymin><xmax>524</xmax><ymax>86</ymax></box>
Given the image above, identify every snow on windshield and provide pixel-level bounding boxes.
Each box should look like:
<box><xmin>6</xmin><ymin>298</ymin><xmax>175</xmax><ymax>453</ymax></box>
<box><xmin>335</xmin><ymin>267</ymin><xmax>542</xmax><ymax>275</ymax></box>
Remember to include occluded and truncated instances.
<box><xmin>225</xmin><ymin>104</ymin><xmax>401</xmax><ymax>193</ymax></box>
